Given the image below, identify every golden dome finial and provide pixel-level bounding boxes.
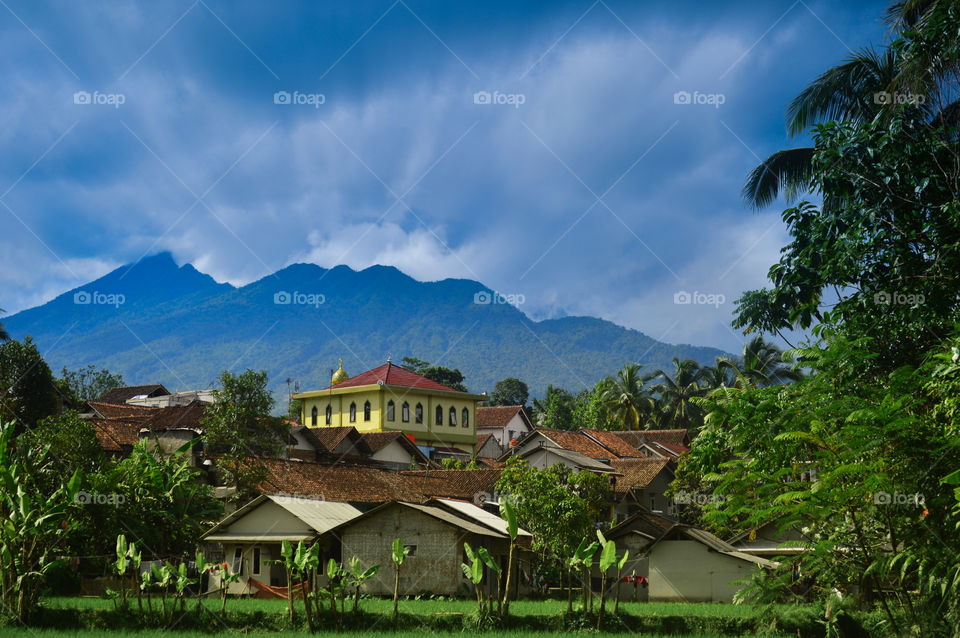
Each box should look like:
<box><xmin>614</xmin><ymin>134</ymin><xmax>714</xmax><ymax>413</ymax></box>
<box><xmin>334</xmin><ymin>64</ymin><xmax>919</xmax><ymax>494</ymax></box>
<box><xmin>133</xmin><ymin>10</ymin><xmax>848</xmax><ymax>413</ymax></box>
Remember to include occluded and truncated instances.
<box><xmin>331</xmin><ymin>358</ymin><xmax>349</xmax><ymax>385</ymax></box>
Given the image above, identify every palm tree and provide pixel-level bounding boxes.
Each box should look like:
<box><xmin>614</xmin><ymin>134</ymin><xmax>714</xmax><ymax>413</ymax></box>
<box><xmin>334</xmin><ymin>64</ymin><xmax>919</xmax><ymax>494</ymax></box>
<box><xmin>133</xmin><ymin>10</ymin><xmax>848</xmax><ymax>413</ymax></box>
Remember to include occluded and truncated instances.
<box><xmin>743</xmin><ymin>47</ymin><xmax>898</xmax><ymax>209</ymax></box>
<box><xmin>716</xmin><ymin>336</ymin><xmax>802</xmax><ymax>390</ymax></box>
<box><xmin>598</xmin><ymin>363</ymin><xmax>656</xmax><ymax>430</ymax></box>
<box><xmin>651</xmin><ymin>358</ymin><xmax>709</xmax><ymax>432</ymax></box>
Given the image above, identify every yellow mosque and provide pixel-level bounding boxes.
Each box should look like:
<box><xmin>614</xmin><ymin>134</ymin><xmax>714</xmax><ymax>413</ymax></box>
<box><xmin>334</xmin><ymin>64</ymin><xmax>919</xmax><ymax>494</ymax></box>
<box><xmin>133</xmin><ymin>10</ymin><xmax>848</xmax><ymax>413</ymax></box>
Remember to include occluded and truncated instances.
<box><xmin>292</xmin><ymin>359</ymin><xmax>484</xmax><ymax>455</ymax></box>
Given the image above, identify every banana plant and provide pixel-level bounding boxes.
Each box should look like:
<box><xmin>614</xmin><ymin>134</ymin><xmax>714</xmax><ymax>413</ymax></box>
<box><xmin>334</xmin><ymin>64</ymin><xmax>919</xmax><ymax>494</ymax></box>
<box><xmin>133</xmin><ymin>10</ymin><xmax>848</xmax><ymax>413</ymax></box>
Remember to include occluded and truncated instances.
<box><xmin>596</xmin><ymin>530</ymin><xmax>617</xmax><ymax>628</ymax></box>
<box><xmin>499</xmin><ymin>499</ymin><xmax>519</xmax><ymax>616</ymax></box>
<box><xmin>213</xmin><ymin>562</ymin><xmax>240</xmax><ymax>614</ymax></box>
<box><xmin>129</xmin><ymin>544</ymin><xmax>143</xmax><ymax>614</ymax></box>
<box><xmin>170</xmin><ymin>561</ymin><xmax>197</xmax><ymax>613</ymax></box>
<box><xmin>477</xmin><ymin>547</ymin><xmax>502</xmax><ymax>615</ymax></box>
<box><xmin>151</xmin><ymin>562</ymin><xmax>172</xmax><ymax>621</ymax></box>
<box><xmin>140</xmin><ymin>568</ymin><xmax>154</xmax><ymax>617</ymax></box>
<box><xmin>461</xmin><ymin>543</ymin><xmax>485</xmax><ymax>615</ymax></box>
<box><xmin>391</xmin><ymin>537</ymin><xmax>410</xmax><ymax>623</ymax></box>
<box><xmin>280</xmin><ymin>540</ymin><xmax>296</xmax><ymax>623</ymax></box>
<box><xmin>569</xmin><ymin>536</ymin><xmax>600</xmax><ymax>614</ymax></box>
<box><xmin>347</xmin><ymin>556</ymin><xmax>379</xmax><ymax>612</ymax></box>
<box><xmin>114</xmin><ymin>535</ymin><xmax>130</xmax><ymax>610</ymax></box>
<box><xmin>614</xmin><ymin>549</ymin><xmax>630</xmax><ymax>615</ymax></box>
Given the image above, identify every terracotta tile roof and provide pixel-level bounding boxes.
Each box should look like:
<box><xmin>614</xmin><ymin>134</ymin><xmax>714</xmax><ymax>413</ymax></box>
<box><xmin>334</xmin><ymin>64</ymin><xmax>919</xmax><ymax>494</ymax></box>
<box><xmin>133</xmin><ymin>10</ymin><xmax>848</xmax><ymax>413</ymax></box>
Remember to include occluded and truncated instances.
<box><xmin>476</xmin><ymin>433</ymin><xmax>500</xmax><ymax>451</ymax></box>
<box><xmin>608</xmin><ymin>458</ymin><xmax>672</xmax><ymax>494</ymax></box>
<box><xmin>580</xmin><ymin>429</ymin><xmax>645</xmax><ymax>458</ymax></box>
<box><xmin>140</xmin><ymin>401</ymin><xmax>206</xmax><ymax>431</ymax></box>
<box><xmin>258</xmin><ymin>459</ymin><xmax>427</xmax><ymax>503</ymax></box>
<box><xmin>613</xmin><ymin>429</ymin><xmax>690</xmax><ymax>448</ymax></box>
<box><xmin>477</xmin><ymin>405</ymin><xmax>530</xmax><ymax>429</ymax></box>
<box><xmin>360</xmin><ymin>431</ymin><xmax>408</xmax><ymax>453</ymax></box>
<box><xmin>98</xmin><ymin>384</ymin><xmax>169</xmax><ymax>405</ymax></box>
<box><xmin>320</xmin><ymin>362</ymin><xmax>463</xmax><ymax>393</ymax></box>
<box><xmin>87</xmin><ymin>401</ymin><xmax>158</xmax><ymax>419</ymax></box>
<box><xmin>533</xmin><ymin>429</ymin><xmax>621</xmax><ymax>460</ymax></box>
<box><xmin>91</xmin><ymin>417</ymin><xmax>149</xmax><ymax>453</ymax></box>
<box><xmin>475</xmin><ymin>458</ymin><xmax>506</xmax><ymax>469</ymax></box>
<box><xmin>607</xmin><ymin>508</ymin><xmax>677</xmax><ymax>540</ymax></box>
<box><xmin>309</xmin><ymin>427</ymin><xmax>366</xmax><ymax>453</ymax></box>
<box><xmin>400</xmin><ymin>469</ymin><xmax>502</xmax><ymax>501</ymax></box>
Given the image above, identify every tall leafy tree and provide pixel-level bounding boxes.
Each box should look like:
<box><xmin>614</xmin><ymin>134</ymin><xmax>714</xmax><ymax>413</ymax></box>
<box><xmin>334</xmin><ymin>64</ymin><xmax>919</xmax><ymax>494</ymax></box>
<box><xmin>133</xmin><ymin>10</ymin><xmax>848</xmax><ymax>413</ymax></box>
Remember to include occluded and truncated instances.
<box><xmin>0</xmin><ymin>337</ymin><xmax>59</xmax><ymax>433</ymax></box>
<box><xmin>201</xmin><ymin>369</ymin><xmax>289</xmax><ymax>501</ymax></box>
<box><xmin>716</xmin><ymin>336</ymin><xmax>802</xmax><ymax>390</ymax></box>
<box><xmin>531</xmin><ymin>384</ymin><xmax>576</xmax><ymax>429</ymax></box>
<box><xmin>399</xmin><ymin>356</ymin><xmax>468</xmax><ymax>392</ymax></box>
<box><xmin>490</xmin><ymin>377</ymin><xmax>529</xmax><ymax>406</ymax></box>
<box><xmin>598</xmin><ymin>363</ymin><xmax>656</xmax><ymax>430</ymax></box>
<box><xmin>651</xmin><ymin>358</ymin><xmax>708</xmax><ymax>432</ymax></box>
<box><xmin>57</xmin><ymin>364</ymin><xmax>124</xmax><ymax>406</ymax></box>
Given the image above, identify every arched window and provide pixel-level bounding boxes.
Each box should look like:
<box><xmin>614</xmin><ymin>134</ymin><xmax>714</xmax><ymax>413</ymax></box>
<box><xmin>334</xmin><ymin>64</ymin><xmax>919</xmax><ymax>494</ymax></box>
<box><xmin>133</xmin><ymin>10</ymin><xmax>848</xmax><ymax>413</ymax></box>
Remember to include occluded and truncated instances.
<box><xmin>449</xmin><ymin>407</ymin><xmax>457</xmax><ymax>426</ymax></box>
<box><xmin>401</xmin><ymin>402</ymin><xmax>410</xmax><ymax>422</ymax></box>
<box><xmin>349</xmin><ymin>402</ymin><xmax>356</xmax><ymax>423</ymax></box>
<box><xmin>387</xmin><ymin>400</ymin><xmax>395</xmax><ymax>421</ymax></box>
<box><xmin>415</xmin><ymin>403</ymin><xmax>423</xmax><ymax>423</ymax></box>
<box><xmin>363</xmin><ymin>401</ymin><xmax>371</xmax><ymax>421</ymax></box>
<box><xmin>311</xmin><ymin>406</ymin><xmax>318</xmax><ymax>426</ymax></box>
<box><xmin>435</xmin><ymin>405</ymin><xmax>443</xmax><ymax>425</ymax></box>
<box><xmin>462</xmin><ymin>407</ymin><xmax>469</xmax><ymax>428</ymax></box>
<box><xmin>325</xmin><ymin>405</ymin><xmax>332</xmax><ymax>425</ymax></box>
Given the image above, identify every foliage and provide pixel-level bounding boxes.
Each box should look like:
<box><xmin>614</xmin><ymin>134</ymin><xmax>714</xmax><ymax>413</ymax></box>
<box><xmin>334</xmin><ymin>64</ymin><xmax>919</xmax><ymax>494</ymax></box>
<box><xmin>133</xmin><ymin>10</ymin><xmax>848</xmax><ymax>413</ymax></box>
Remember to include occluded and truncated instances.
<box><xmin>201</xmin><ymin>369</ymin><xmax>289</xmax><ymax>501</ymax></box>
<box><xmin>531</xmin><ymin>385</ymin><xmax>576</xmax><ymax>429</ymax></box>
<box><xmin>57</xmin><ymin>365</ymin><xmax>124</xmax><ymax>406</ymax></box>
<box><xmin>491</xmin><ymin>377</ymin><xmax>529</xmax><ymax>406</ymax></box>
<box><xmin>0</xmin><ymin>420</ymin><xmax>81</xmax><ymax>625</ymax></box>
<box><xmin>0</xmin><ymin>337</ymin><xmax>59</xmax><ymax>432</ymax></box>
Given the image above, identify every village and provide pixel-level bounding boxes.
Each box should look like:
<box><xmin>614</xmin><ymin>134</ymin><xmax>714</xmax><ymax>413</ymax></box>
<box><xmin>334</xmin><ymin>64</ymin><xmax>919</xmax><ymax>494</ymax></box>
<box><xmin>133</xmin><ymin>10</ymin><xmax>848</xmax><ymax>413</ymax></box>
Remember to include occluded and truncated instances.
<box><xmin>80</xmin><ymin>359</ymin><xmax>777</xmax><ymax>605</ymax></box>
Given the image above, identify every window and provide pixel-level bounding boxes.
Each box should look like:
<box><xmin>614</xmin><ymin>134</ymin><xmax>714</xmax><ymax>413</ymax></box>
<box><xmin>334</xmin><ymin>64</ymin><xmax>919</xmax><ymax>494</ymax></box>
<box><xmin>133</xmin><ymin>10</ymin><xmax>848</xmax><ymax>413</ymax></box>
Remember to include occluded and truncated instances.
<box><xmin>349</xmin><ymin>403</ymin><xmax>356</xmax><ymax>422</ymax></box>
<box><xmin>401</xmin><ymin>402</ymin><xmax>409</xmax><ymax>422</ymax></box>
<box><xmin>462</xmin><ymin>408</ymin><xmax>469</xmax><ymax>428</ymax></box>
<box><xmin>311</xmin><ymin>406</ymin><xmax>318</xmax><ymax>426</ymax></box>
<box><xmin>232</xmin><ymin>547</ymin><xmax>242</xmax><ymax>573</ymax></box>
<box><xmin>325</xmin><ymin>405</ymin><xmax>332</xmax><ymax>425</ymax></box>
<box><xmin>387</xmin><ymin>400</ymin><xmax>395</xmax><ymax>421</ymax></box>
<box><xmin>435</xmin><ymin>405</ymin><xmax>443</xmax><ymax>425</ymax></box>
<box><xmin>363</xmin><ymin>401</ymin><xmax>371</xmax><ymax>421</ymax></box>
<box><xmin>253</xmin><ymin>546</ymin><xmax>261</xmax><ymax>575</ymax></box>
<box><xmin>449</xmin><ymin>407</ymin><xmax>457</xmax><ymax>426</ymax></box>
<box><xmin>415</xmin><ymin>403</ymin><xmax>423</xmax><ymax>424</ymax></box>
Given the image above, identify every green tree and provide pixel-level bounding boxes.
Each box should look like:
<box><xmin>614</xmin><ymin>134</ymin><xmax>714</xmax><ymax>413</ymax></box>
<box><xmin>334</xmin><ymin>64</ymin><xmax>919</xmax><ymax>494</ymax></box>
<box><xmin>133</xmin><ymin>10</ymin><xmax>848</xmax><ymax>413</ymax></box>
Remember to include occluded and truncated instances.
<box><xmin>598</xmin><ymin>364</ymin><xmax>656</xmax><ymax>430</ymax></box>
<box><xmin>400</xmin><ymin>357</ymin><xmax>468</xmax><ymax>392</ymax></box>
<box><xmin>0</xmin><ymin>337</ymin><xmax>59</xmax><ymax>433</ymax></box>
<box><xmin>651</xmin><ymin>358</ymin><xmax>708</xmax><ymax>432</ymax></box>
<box><xmin>531</xmin><ymin>385</ymin><xmax>576</xmax><ymax>429</ymax></box>
<box><xmin>716</xmin><ymin>336</ymin><xmax>802</xmax><ymax>390</ymax></box>
<box><xmin>201</xmin><ymin>369</ymin><xmax>289</xmax><ymax>501</ymax></box>
<box><xmin>57</xmin><ymin>364</ymin><xmax>124</xmax><ymax>405</ymax></box>
<box><xmin>491</xmin><ymin>377</ymin><xmax>529</xmax><ymax>406</ymax></box>
<box><xmin>0</xmin><ymin>308</ymin><xmax>9</xmax><ymax>342</ymax></box>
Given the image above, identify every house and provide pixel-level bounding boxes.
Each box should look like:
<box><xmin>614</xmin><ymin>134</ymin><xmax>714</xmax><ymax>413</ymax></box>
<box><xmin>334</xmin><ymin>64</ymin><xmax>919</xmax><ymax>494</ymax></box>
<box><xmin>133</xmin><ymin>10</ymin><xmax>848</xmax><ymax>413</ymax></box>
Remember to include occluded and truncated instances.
<box><xmin>126</xmin><ymin>389</ymin><xmax>216</xmax><ymax>407</ymax></box>
<box><xmin>513</xmin><ymin>445</ymin><xmax>617</xmax><ymax>474</ymax></box>
<box><xmin>293</xmin><ymin>360</ymin><xmax>486</xmax><ymax>455</ymax></box>
<box><xmin>605</xmin><ymin>510</ymin><xmax>777</xmax><ymax>603</ymax></box>
<box><xmin>609</xmin><ymin>458</ymin><xmax>675</xmax><ymax>520</ymax></box>
<box><xmin>309</xmin><ymin>426</ymin><xmax>372</xmax><ymax>458</ymax></box>
<box><xmin>360</xmin><ymin>431</ymin><xmax>432</xmax><ymax>470</ymax></box>
<box><xmin>727</xmin><ymin>520</ymin><xmax>809</xmax><ymax>558</ymax></box>
<box><xmin>503</xmin><ymin>429</ymin><xmax>624</xmax><ymax>461</ymax></box>
<box><xmin>330</xmin><ymin>498</ymin><xmax>530</xmax><ymax>597</ymax></box>
<box><xmin>201</xmin><ymin>494</ymin><xmax>364</xmax><ymax>595</ymax></box>
<box><xmin>475</xmin><ymin>433</ymin><xmax>503</xmax><ymax>459</ymax></box>
<box><xmin>607</xmin><ymin>429</ymin><xmax>691</xmax><ymax>458</ymax></box>
<box><xmin>97</xmin><ymin>384</ymin><xmax>170</xmax><ymax>405</ymax></box>
<box><xmin>476</xmin><ymin>405</ymin><xmax>533</xmax><ymax>448</ymax></box>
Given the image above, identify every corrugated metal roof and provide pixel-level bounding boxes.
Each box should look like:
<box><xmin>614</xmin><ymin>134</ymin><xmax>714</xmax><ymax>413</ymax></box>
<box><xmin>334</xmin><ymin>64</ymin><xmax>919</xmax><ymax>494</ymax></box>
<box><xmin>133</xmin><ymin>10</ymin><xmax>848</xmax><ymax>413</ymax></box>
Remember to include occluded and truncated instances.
<box><xmin>402</xmin><ymin>503</ymin><xmax>505</xmax><ymax>537</ymax></box>
<box><xmin>432</xmin><ymin>498</ymin><xmax>532</xmax><ymax>538</ymax></box>
<box><xmin>270</xmin><ymin>495</ymin><xmax>363</xmax><ymax>534</ymax></box>
<box><xmin>202</xmin><ymin>494</ymin><xmax>363</xmax><ymax>540</ymax></box>
<box><xmin>679</xmin><ymin>527</ymin><xmax>738</xmax><ymax>552</ymax></box>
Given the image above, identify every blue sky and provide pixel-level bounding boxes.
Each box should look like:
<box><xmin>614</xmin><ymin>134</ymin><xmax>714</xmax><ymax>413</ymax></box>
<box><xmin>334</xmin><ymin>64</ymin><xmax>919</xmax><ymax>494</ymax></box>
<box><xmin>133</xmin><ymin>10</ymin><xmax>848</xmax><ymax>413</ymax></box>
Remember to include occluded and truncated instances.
<box><xmin>1</xmin><ymin>0</ymin><xmax>890</xmax><ymax>352</ymax></box>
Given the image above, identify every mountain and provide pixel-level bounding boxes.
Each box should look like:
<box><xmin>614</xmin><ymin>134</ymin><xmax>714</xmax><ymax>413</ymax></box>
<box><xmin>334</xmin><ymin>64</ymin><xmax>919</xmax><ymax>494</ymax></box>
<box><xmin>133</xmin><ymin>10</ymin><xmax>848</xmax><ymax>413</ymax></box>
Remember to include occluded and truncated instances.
<box><xmin>4</xmin><ymin>252</ymin><xmax>727</xmax><ymax>404</ymax></box>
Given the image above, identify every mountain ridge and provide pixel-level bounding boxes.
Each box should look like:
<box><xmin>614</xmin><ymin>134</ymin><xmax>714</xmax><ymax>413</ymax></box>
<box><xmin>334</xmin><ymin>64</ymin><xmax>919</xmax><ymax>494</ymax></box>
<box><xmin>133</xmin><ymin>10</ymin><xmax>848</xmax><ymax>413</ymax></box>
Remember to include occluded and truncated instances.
<box><xmin>5</xmin><ymin>253</ymin><xmax>728</xmax><ymax>403</ymax></box>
